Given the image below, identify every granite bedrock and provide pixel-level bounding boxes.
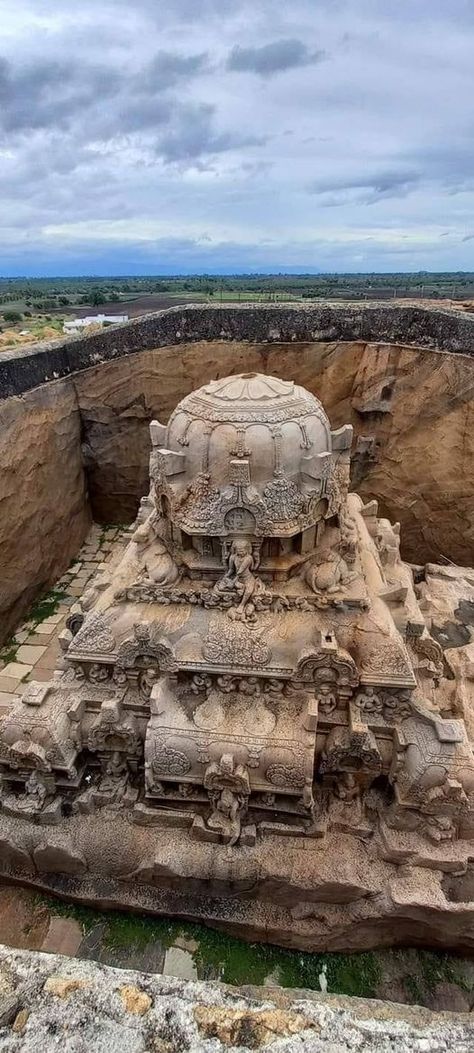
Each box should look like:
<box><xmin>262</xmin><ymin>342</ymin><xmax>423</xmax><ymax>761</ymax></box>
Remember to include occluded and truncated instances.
<box><xmin>1</xmin><ymin>301</ymin><xmax>474</xmax><ymax>642</ymax></box>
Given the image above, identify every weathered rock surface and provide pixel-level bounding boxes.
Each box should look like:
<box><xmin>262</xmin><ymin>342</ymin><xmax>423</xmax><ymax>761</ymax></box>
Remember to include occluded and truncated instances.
<box><xmin>0</xmin><ymin>380</ymin><xmax>90</xmax><ymax>643</ymax></box>
<box><xmin>2</xmin><ymin>812</ymin><xmax>474</xmax><ymax>954</ymax></box>
<box><xmin>0</xmin><ymin>944</ymin><xmax>473</xmax><ymax>1052</ymax></box>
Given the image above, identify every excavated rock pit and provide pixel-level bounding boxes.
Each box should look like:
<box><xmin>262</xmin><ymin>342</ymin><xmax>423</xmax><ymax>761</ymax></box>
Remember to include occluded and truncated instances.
<box><xmin>1</xmin><ymin>302</ymin><xmax>474</xmax><ymax>646</ymax></box>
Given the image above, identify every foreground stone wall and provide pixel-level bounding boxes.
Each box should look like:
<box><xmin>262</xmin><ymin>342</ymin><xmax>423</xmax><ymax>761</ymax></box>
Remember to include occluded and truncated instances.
<box><xmin>2</xmin><ymin>301</ymin><xmax>474</xmax><ymax>643</ymax></box>
<box><xmin>0</xmin><ymin>944</ymin><xmax>472</xmax><ymax>1052</ymax></box>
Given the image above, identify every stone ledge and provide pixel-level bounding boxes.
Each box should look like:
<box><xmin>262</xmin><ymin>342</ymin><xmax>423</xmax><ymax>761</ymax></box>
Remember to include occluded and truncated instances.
<box><xmin>1</xmin><ymin>301</ymin><xmax>474</xmax><ymax>399</ymax></box>
<box><xmin>0</xmin><ymin>943</ymin><xmax>472</xmax><ymax>1052</ymax></box>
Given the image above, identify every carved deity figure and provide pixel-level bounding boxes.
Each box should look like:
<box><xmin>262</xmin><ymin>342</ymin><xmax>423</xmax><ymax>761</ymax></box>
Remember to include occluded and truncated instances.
<box><xmin>99</xmin><ymin>750</ymin><xmax>128</xmax><ymax>795</ymax></box>
<box><xmin>239</xmin><ymin>677</ymin><xmax>261</xmax><ymax>697</ymax></box>
<box><xmin>191</xmin><ymin>673</ymin><xmax>213</xmax><ymax>695</ymax></box>
<box><xmin>316</xmin><ymin>683</ymin><xmax>337</xmax><ymax>716</ymax></box>
<box><xmin>89</xmin><ymin>663</ymin><xmax>109</xmax><ymax>683</ymax></box>
<box><xmin>216</xmin><ymin>674</ymin><xmax>236</xmax><ymax>693</ymax></box>
<box><xmin>17</xmin><ymin>770</ymin><xmax>48</xmax><ymax>812</ymax></box>
<box><xmin>335</xmin><ymin>772</ymin><xmax>360</xmax><ymax>803</ymax></box>
<box><xmin>139</xmin><ymin>667</ymin><xmax>160</xmax><ymax>701</ymax></box>
<box><xmin>375</xmin><ymin>519</ymin><xmax>401</xmax><ymax>568</ymax></box>
<box><xmin>204</xmin><ymin>753</ymin><xmax>250</xmax><ymax>846</ymax></box>
<box><xmin>355</xmin><ymin>686</ymin><xmax>383</xmax><ymax>715</ymax></box>
<box><xmin>213</xmin><ymin>538</ymin><xmax>261</xmax><ymax>621</ymax></box>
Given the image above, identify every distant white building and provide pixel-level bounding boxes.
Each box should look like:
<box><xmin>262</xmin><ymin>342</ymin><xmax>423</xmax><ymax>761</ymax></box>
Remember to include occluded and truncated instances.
<box><xmin>63</xmin><ymin>314</ymin><xmax>128</xmax><ymax>333</ymax></box>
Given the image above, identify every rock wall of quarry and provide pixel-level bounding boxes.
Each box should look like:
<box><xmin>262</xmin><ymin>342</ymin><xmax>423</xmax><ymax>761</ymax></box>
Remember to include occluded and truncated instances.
<box><xmin>1</xmin><ymin>302</ymin><xmax>474</xmax><ymax>644</ymax></box>
<box><xmin>0</xmin><ymin>382</ymin><xmax>91</xmax><ymax>644</ymax></box>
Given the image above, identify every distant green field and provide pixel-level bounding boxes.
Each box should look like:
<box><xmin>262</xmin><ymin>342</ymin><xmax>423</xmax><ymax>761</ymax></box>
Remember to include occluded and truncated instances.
<box><xmin>1</xmin><ymin>271</ymin><xmax>474</xmax><ymax>314</ymax></box>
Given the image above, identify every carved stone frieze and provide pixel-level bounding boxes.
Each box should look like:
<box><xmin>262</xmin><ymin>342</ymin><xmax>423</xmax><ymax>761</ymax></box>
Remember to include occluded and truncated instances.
<box><xmin>70</xmin><ymin>612</ymin><xmax>116</xmax><ymax>656</ymax></box>
<box><xmin>203</xmin><ymin>618</ymin><xmax>271</xmax><ymax>668</ymax></box>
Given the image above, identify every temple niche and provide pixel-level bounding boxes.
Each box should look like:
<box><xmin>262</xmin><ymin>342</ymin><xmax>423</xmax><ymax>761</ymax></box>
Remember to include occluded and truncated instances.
<box><xmin>2</xmin><ymin>371</ymin><xmax>474</xmax><ymax>933</ymax></box>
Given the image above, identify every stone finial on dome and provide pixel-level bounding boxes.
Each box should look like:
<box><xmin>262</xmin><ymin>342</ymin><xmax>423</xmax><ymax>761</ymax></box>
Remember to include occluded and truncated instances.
<box><xmin>203</xmin><ymin>373</ymin><xmax>295</xmax><ymax>401</ymax></box>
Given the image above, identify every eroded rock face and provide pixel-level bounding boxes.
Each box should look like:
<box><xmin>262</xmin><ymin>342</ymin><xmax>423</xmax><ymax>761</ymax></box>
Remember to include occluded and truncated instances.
<box><xmin>74</xmin><ymin>339</ymin><xmax>474</xmax><ymax>564</ymax></box>
<box><xmin>0</xmin><ymin>381</ymin><xmax>90</xmax><ymax>643</ymax></box>
<box><xmin>0</xmin><ymin>944</ymin><xmax>473</xmax><ymax>1053</ymax></box>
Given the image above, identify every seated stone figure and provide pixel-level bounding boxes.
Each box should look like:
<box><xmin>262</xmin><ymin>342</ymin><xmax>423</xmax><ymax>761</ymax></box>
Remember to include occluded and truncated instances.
<box><xmin>99</xmin><ymin>751</ymin><xmax>129</xmax><ymax>797</ymax></box>
<box><xmin>213</xmin><ymin>539</ymin><xmax>268</xmax><ymax>621</ymax></box>
<box><xmin>16</xmin><ymin>770</ymin><xmax>48</xmax><ymax>813</ymax></box>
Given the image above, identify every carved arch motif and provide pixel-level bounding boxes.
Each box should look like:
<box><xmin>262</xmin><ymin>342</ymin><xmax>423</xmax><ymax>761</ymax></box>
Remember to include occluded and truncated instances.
<box><xmin>115</xmin><ymin>625</ymin><xmax>177</xmax><ymax>672</ymax></box>
<box><xmin>294</xmin><ymin>646</ymin><xmax>359</xmax><ymax>687</ymax></box>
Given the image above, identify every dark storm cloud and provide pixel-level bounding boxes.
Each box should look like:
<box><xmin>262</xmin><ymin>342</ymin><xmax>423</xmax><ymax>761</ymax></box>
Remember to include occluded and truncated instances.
<box><xmin>0</xmin><ymin>56</ymin><xmax>121</xmax><ymax>133</ymax></box>
<box><xmin>226</xmin><ymin>39</ymin><xmax>324</xmax><ymax>76</ymax></box>
<box><xmin>155</xmin><ymin>103</ymin><xmax>266</xmax><ymax>163</ymax></box>
<box><xmin>137</xmin><ymin>50</ymin><xmax>210</xmax><ymax>93</ymax></box>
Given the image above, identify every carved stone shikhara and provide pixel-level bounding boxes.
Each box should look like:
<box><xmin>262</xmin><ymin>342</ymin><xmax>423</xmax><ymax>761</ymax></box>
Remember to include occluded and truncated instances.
<box><xmin>2</xmin><ymin>371</ymin><xmax>474</xmax><ymax>950</ymax></box>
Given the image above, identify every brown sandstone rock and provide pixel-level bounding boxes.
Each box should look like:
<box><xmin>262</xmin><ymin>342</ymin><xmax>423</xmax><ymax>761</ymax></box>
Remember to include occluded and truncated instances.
<box><xmin>193</xmin><ymin>1004</ymin><xmax>318</xmax><ymax>1047</ymax></box>
<box><xmin>119</xmin><ymin>984</ymin><xmax>152</xmax><ymax>1015</ymax></box>
<box><xmin>0</xmin><ymin>379</ymin><xmax>90</xmax><ymax>644</ymax></box>
<box><xmin>43</xmin><ymin>976</ymin><xmax>90</xmax><ymax>998</ymax></box>
<box><xmin>33</xmin><ymin>843</ymin><xmax>87</xmax><ymax>875</ymax></box>
<box><xmin>11</xmin><ymin>1008</ymin><xmax>29</xmax><ymax>1032</ymax></box>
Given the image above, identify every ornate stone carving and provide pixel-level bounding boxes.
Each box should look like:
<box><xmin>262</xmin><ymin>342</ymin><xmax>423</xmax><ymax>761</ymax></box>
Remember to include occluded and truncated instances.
<box><xmin>203</xmin><ymin>753</ymin><xmax>250</xmax><ymax>846</ymax></box>
<box><xmin>265</xmin><ymin>763</ymin><xmax>305</xmax><ymax>789</ymax></box>
<box><xmin>304</xmin><ymin>547</ymin><xmax>356</xmax><ymax>596</ymax></box>
<box><xmin>132</xmin><ymin>516</ymin><xmax>180</xmax><ymax>587</ymax></box>
<box><xmin>355</xmin><ymin>687</ymin><xmax>383</xmax><ymax>715</ymax></box>
<box><xmin>151</xmin><ymin>745</ymin><xmax>191</xmax><ymax>778</ymax></box>
<box><xmin>204</xmin><ymin>618</ymin><xmax>271</xmax><ymax>667</ymax></box>
<box><xmin>71</xmin><ymin>613</ymin><xmax>116</xmax><ymax>655</ymax></box>
<box><xmin>88</xmin><ymin>700</ymin><xmax>142</xmax><ymax>758</ymax></box>
<box><xmin>213</xmin><ymin>538</ymin><xmax>270</xmax><ymax>622</ymax></box>
<box><xmin>410</xmin><ymin>632</ymin><xmax>445</xmax><ymax>678</ymax></box>
<box><xmin>319</xmin><ymin>726</ymin><xmax>382</xmax><ymax>779</ymax></box>
<box><xmin>316</xmin><ymin>684</ymin><xmax>338</xmax><ymax>716</ymax></box>
<box><xmin>262</xmin><ymin>478</ymin><xmax>305</xmax><ymax>521</ymax></box>
<box><xmin>294</xmin><ymin>646</ymin><xmax>359</xmax><ymax>687</ymax></box>
<box><xmin>116</xmin><ymin>625</ymin><xmax>177</xmax><ymax>672</ymax></box>
<box><xmin>361</xmin><ymin>641</ymin><xmax>413</xmax><ymax>681</ymax></box>
<box><xmin>10</xmin><ymin>365</ymin><xmax>474</xmax><ymax>893</ymax></box>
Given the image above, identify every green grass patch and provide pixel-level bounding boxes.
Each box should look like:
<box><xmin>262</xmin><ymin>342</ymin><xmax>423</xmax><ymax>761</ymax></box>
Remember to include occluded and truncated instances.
<box><xmin>37</xmin><ymin>895</ymin><xmax>382</xmax><ymax>997</ymax></box>
<box><xmin>28</xmin><ymin>588</ymin><xmax>67</xmax><ymax>625</ymax></box>
<box><xmin>0</xmin><ymin>636</ymin><xmax>19</xmax><ymax>664</ymax></box>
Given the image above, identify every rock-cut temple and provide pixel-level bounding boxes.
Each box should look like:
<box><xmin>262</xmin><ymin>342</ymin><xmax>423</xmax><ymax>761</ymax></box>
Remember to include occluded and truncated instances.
<box><xmin>1</xmin><ymin>373</ymin><xmax>474</xmax><ymax>946</ymax></box>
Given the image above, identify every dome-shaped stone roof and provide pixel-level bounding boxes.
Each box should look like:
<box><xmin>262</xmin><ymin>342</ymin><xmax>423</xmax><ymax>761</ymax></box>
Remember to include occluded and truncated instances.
<box><xmin>154</xmin><ymin>372</ymin><xmax>343</xmax><ymax>538</ymax></box>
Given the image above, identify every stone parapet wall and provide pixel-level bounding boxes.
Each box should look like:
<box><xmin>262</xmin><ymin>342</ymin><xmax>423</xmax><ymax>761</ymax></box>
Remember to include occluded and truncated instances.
<box><xmin>1</xmin><ymin>301</ymin><xmax>474</xmax><ymax>399</ymax></box>
<box><xmin>0</xmin><ymin>943</ymin><xmax>472</xmax><ymax>1052</ymax></box>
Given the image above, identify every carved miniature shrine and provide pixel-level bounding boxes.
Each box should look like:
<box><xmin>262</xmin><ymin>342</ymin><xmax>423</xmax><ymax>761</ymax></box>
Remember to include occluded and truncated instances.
<box><xmin>2</xmin><ymin>372</ymin><xmax>474</xmax><ymax>950</ymax></box>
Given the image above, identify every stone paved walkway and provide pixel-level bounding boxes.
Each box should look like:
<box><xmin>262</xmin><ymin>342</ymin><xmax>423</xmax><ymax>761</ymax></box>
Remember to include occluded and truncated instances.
<box><xmin>0</xmin><ymin>524</ymin><xmax>128</xmax><ymax>709</ymax></box>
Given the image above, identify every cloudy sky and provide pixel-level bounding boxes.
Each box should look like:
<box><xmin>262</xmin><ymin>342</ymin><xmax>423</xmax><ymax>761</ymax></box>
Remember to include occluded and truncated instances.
<box><xmin>1</xmin><ymin>0</ymin><xmax>474</xmax><ymax>275</ymax></box>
